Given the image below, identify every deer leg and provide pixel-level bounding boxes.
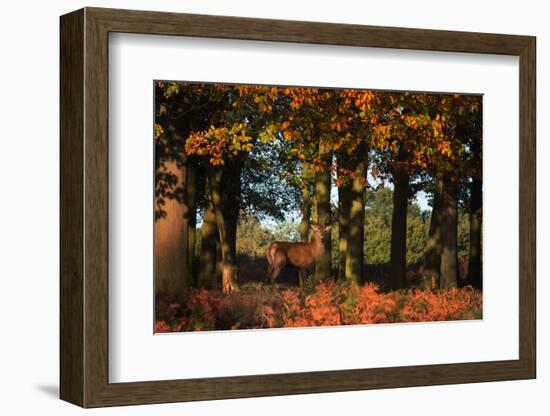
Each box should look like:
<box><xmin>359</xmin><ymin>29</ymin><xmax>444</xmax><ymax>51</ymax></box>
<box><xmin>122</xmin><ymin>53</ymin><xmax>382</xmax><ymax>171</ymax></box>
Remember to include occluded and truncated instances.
<box><xmin>271</xmin><ymin>263</ymin><xmax>281</xmax><ymax>286</ymax></box>
<box><xmin>263</xmin><ymin>263</ymin><xmax>272</xmax><ymax>287</ymax></box>
<box><xmin>270</xmin><ymin>251</ymin><xmax>286</xmax><ymax>289</ymax></box>
<box><xmin>264</xmin><ymin>247</ymin><xmax>274</xmax><ymax>288</ymax></box>
<box><xmin>298</xmin><ymin>269</ymin><xmax>305</xmax><ymax>287</ymax></box>
<box><xmin>262</xmin><ymin>266</ymin><xmax>272</xmax><ymax>289</ymax></box>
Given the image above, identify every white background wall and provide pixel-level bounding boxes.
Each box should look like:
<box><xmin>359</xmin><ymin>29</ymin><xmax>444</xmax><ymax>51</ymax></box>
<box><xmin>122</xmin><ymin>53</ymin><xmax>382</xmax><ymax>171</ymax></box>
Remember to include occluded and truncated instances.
<box><xmin>0</xmin><ymin>0</ymin><xmax>546</xmax><ymax>414</ymax></box>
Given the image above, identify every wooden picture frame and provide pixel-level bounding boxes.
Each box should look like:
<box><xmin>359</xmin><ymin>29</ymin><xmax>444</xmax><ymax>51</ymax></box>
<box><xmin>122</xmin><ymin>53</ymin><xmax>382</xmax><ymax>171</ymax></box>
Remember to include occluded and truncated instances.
<box><xmin>60</xmin><ymin>7</ymin><xmax>536</xmax><ymax>408</ymax></box>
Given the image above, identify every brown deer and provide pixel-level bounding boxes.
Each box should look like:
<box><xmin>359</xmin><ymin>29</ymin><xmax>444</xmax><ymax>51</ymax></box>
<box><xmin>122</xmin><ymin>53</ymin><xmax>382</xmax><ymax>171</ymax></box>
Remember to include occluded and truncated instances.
<box><xmin>265</xmin><ymin>223</ymin><xmax>331</xmax><ymax>285</ymax></box>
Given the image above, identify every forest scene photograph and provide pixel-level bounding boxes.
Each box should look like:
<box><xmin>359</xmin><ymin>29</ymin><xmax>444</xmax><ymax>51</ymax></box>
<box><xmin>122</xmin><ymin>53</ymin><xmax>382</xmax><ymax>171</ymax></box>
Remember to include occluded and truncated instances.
<box><xmin>154</xmin><ymin>81</ymin><xmax>483</xmax><ymax>333</ymax></box>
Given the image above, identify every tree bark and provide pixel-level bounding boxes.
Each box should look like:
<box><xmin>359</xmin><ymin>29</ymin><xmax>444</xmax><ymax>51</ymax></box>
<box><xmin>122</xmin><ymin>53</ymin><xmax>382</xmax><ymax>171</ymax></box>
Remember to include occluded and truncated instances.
<box><xmin>298</xmin><ymin>163</ymin><xmax>311</xmax><ymax>242</ymax></box>
<box><xmin>215</xmin><ymin>240</ymin><xmax>224</xmax><ymax>287</ymax></box>
<box><xmin>389</xmin><ymin>167</ymin><xmax>410</xmax><ymax>290</ymax></box>
<box><xmin>298</xmin><ymin>172</ymin><xmax>312</xmax><ymax>287</ymax></box>
<box><xmin>467</xmin><ymin>176</ymin><xmax>482</xmax><ymax>288</ymax></box>
<box><xmin>299</xmin><ymin>185</ymin><xmax>311</xmax><ymax>242</ymax></box>
<box><xmin>222</xmin><ymin>158</ymin><xmax>244</xmax><ymax>264</ymax></box>
<box><xmin>154</xmin><ymin>113</ymin><xmax>196</xmax><ymax>296</ymax></box>
<box><xmin>185</xmin><ymin>160</ymin><xmax>197</xmax><ymax>286</ymax></box>
<box><xmin>344</xmin><ymin>149</ymin><xmax>366</xmax><ymax>284</ymax></box>
<box><xmin>422</xmin><ymin>175</ymin><xmax>444</xmax><ymax>289</ymax></box>
<box><xmin>439</xmin><ymin>174</ymin><xmax>459</xmax><ymax>289</ymax></box>
<box><xmin>197</xmin><ymin>183</ymin><xmax>219</xmax><ymax>289</ymax></box>
<box><xmin>155</xmin><ymin>160</ymin><xmax>189</xmax><ymax>296</ymax></box>
<box><xmin>337</xmin><ymin>153</ymin><xmax>352</xmax><ymax>282</ymax></box>
<box><xmin>314</xmin><ymin>140</ymin><xmax>332</xmax><ymax>281</ymax></box>
<box><xmin>208</xmin><ymin>165</ymin><xmax>240</xmax><ymax>294</ymax></box>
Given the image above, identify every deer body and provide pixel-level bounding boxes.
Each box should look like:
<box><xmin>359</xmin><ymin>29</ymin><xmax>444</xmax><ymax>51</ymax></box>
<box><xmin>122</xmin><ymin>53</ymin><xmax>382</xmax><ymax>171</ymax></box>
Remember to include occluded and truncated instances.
<box><xmin>265</xmin><ymin>224</ymin><xmax>330</xmax><ymax>284</ymax></box>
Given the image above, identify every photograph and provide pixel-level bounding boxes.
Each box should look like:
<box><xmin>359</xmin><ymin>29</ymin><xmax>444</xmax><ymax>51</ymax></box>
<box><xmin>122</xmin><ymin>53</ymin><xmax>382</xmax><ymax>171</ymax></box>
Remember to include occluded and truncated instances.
<box><xmin>153</xmin><ymin>81</ymin><xmax>483</xmax><ymax>333</ymax></box>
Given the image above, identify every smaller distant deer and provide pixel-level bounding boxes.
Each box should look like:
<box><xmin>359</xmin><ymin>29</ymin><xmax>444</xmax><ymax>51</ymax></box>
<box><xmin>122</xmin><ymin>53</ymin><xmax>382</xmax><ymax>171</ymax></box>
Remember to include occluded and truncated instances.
<box><xmin>265</xmin><ymin>223</ymin><xmax>331</xmax><ymax>285</ymax></box>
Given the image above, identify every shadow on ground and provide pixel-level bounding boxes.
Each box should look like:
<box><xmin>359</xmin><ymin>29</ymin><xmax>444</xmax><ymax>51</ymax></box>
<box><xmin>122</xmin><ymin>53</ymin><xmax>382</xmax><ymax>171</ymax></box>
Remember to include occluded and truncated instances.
<box><xmin>35</xmin><ymin>384</ymin><xmax>59</xmax><ymax>399</ymax></box>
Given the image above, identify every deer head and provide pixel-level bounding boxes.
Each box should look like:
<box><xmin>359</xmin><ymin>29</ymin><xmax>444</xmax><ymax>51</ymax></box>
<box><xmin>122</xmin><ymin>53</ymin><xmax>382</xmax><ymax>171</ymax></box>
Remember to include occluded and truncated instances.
<box><xmin>310</xmin><ymin>223</ymin><xmax>332</xmax><ymax>241</ymax></box>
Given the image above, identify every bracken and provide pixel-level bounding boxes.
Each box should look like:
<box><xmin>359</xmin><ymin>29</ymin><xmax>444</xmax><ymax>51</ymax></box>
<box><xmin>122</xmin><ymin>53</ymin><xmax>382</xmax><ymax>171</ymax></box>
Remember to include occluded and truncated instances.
<box><xmin>155</xmin><ymin>282</ymin><xmax>482</xmax><ymax>332</ymax></box>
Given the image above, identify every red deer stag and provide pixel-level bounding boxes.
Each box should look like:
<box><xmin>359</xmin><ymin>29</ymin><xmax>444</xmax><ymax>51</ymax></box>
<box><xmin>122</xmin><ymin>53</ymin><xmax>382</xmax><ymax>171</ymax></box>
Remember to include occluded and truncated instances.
<box><xmin>265</xmin><ymin>223</ymin><xmax>331</xmax><ymax>285</ymax></box>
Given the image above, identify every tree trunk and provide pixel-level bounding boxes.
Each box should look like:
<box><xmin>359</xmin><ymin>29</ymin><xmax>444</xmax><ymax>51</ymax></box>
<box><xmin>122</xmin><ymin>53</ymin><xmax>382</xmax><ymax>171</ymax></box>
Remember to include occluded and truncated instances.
<box><xmin>337</xmin><ymin>154</ymin><xmax>352</xmax><ymax>282</ymax></box>
<box><xmin>154</xmin><ymin>114</ymin><xmax>195</xmax><ymax>296</ymax></box>
<box><xmin>215</xmin><ymin>240</ymin><xmax>224</xmax><ymax>287</ymax></box>
<box><xmin>197</xmin><ymin>185</ymin><xmax>219</xmax><ymax>289</ymax></box>
<box><xmin>439</xmin><ymin>174</ymin><xmax>458</xmax><ymax>289</ymax></box>
<box><xmin>298</xmin><ymin>173</ymin><xmax>312</xmax><ymax>287</ymax></box>
<box><xmin>389</xmin><ymin>167</ymin><xmax>410</xmax><ymax>290</ymax></box>
<box><xmin>422</xmin><ymin>175</ymin><xmax>444</xmax><ymax>290</ymax></box>
<box><xmin>208</xmin><ymin>165</ymin><xmax>240</xmax><ymax>294</ymax></box>
<box><xmin>344</xmin><ymin>150</ymin><xmax>366</xmax><ymax>284</ymax></box>
<box><xmin>467</xmin><ymin>176</ymin><xmax>482</xmax><ymax>289</ymax></box>
<box><xmin>222</xmin><ymin>158</ymin><xmax>244</xmax><ymax>264</ymax></box>
<box><xmin>314</xmin><ymin>140</ymin><xmax>332</xmax><ymax>281</ymax></box>
<box><xmin>185</xmin><ymin>160</ymin><xmax>197</xmax><ymax>286</ymax></box>
<box><xmin>155</xmin><ymin>159</ymin><xmax>190</xmax><ymax>296</ymax></box>
<box><xmin>299</xmin><ymin>163</ymin><xmax>312</xmax><ymax>242</ymax></box>
<box><xmin>299</xmin><ymin>185</ymin><xmax>311</xmax><ymax>242</ymax></box>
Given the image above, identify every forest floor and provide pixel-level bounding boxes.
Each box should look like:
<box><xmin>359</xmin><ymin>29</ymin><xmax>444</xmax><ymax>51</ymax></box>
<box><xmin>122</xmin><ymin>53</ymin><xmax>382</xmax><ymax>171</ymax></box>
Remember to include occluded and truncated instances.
<box><xmin>155</xmin><ymin>280</ymin><xmax>482</xmax><ymax>333</ymax></box>
<box><xmin>234</xmin><ymin>255</ymin><xmax>472</xmax><ymax>290</ymax></box>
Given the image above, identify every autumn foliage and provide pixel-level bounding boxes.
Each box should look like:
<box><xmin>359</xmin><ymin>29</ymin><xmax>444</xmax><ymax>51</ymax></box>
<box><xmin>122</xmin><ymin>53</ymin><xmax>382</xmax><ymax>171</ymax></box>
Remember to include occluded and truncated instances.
<box><xmin>154</xmin><ymin>81</ymin><xmax>483</xmax><ymax>327</ymax></box>
<box><xmin>155</xmin><ymin>282</ymin><xmax>482</xmax><ymax>332</ymax></box>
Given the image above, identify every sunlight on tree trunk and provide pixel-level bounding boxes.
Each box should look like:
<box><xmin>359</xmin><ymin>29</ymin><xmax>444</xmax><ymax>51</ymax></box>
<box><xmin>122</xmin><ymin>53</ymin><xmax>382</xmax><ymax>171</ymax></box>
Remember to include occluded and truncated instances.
<box><xmin>185</xmin><ymin>160</ymin><xmax>197</xmax><ymax>286</ymax></box>
<box><xmin>198</xmin><ymin>182</ymin><xmax>219</xmax><ymax>289</ymax></box>
<box><xmin>314</xmin><ymin>140</ymin><xmax>332</xmax><ymax>281</ymax></box>
<box><xmin>337</xmin><ymin>153</ymin><xmax>351</xmax><ymax>282</ymax></box>
<box><xmin>345</xmin><ymin>153</ymin><xmax>366</xmax><ymax>284</ymax></box>
<box><xmin>209</xmin><ymin>166</ymin><xmax>240</xmax><ymax>294</ymax></box>
<box><xmin>215</xmin><ymin>240</ymin><xmax>223</xmax><ymax>286</ymax></box>
<box><xmin>155</xmin><ymin>160</ymin><xmax>190</xmax><ymax>296</ymax></box>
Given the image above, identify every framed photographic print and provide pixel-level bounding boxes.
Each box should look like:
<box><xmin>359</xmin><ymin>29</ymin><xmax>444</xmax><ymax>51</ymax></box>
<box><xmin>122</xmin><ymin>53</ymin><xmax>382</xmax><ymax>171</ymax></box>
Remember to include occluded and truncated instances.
<box><xmin>60</xmin><ymin>7</ymin><xmax>536</xmax><ymax>408</ymax></box>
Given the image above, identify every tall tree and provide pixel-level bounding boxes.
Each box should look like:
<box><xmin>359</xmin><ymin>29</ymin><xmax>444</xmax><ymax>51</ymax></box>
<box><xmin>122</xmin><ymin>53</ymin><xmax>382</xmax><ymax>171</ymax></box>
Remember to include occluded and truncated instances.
<box><xmin>435</xmin><ymin>94</ymin><xmax>482</xmax><ymax>289</ymax></box>
<box><xmin>331</xmin><ymin>90</ymin><xmax>378</xmax><ymax>284</ymax></box>
<box><xmin>183</xmin><ymin>83</ymin><xmax>275</xmax><ymax>291</ymax></box>
<box><xmin>154</xmin><ymin>83</ymin><xmax>201</xmax><ymax>295</ymax></box>
<box><xmin>370</xmin><ymin>92</ymin><xmax>432</xmax><ymax>289</ymax></box>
